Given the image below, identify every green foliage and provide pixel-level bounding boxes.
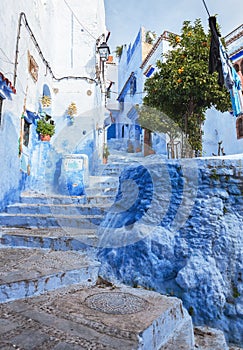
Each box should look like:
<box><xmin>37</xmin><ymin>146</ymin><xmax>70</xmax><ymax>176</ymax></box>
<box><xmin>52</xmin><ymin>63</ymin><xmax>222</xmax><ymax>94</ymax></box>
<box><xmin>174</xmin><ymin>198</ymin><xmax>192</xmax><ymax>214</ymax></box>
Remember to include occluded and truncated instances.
<box><xmin>115</xmin><ymin>45</ymin><xmax>123</xmax><ymax>58</ymax></box>
<box><xmin>145</xmin><ymin>31</ymin><xmax>156</xmax><ymax>44</ymax></box>
<box><xmin>36</xmin><ymin>117</ymin><xmax>55</xmax><ymax>137</ymax></box>
<box><xmin>143</xmin><ymin>18</ymin><xmax>231</xmax><ymax>155</ymax></box>
<box><xmin>103</xmin><ymin>144</ymin><xmax>110</xmax><ymax>158</ymax></box>
<box><xmin>188</xmin><ymin>306</ymin><xmax>195</xmax><ymax>316</ymax></box>
<box><xmin>210</xmin><ymin>168</ymin><xmax>220</xmax><ymax>181</ymax></box>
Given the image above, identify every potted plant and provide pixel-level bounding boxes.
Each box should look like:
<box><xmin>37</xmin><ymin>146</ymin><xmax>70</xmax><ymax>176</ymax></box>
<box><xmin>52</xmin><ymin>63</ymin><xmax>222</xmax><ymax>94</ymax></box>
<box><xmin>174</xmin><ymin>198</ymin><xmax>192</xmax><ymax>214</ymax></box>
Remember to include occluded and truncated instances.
<box><xmin>67</xmin><ymin>102</ymin><xmax>77</xmax><ymax>124</ymax></box>
<box><xmin>103</xmin><ymin>144</ymin><xmax>110</xmax><ymax>164</ymax></box>
<box><xmin>41</xmin><ymin>95</ymin><xmax>52</xmax><ymax>108</ymax></box>
<box><xmin>36</xmin><ymin>116</ymin><xmax>55</xmax><ymax>141</ymax></box>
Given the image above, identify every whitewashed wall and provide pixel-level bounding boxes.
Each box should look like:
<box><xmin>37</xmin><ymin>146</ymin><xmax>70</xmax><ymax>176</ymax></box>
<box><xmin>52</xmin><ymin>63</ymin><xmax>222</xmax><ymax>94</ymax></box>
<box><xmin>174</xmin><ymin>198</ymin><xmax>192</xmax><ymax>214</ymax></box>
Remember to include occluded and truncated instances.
<box><xmin>0</xmin><ymin>0</ymin><xmax>107</xmax><ymax>209</ymax></box>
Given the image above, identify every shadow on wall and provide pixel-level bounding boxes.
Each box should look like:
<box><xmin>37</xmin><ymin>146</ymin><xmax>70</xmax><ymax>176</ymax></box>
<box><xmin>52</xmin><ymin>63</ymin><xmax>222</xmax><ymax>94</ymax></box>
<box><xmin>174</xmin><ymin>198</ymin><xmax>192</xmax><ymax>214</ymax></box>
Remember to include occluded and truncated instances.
<box><xmin>0</xmin><ymin>113</ymin><xmax>23</xmax><ymax>210</ymax></box>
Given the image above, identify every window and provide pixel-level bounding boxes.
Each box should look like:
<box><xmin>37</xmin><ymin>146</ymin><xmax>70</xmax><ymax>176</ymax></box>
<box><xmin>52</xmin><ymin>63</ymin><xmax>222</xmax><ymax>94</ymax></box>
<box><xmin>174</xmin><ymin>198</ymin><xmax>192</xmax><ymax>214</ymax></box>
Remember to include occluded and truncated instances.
<box><xmin>236</xmin><ymin>115</ymin><xmax>243</xmax><ymax>139</ymax></box>
<box><xmin>144</xmin><ymin>65</ymin><xmax>155</xmax><ymax>77</ymax></box>
<box><xmin>23</xmin><ymin>119</ymin><xmax>31</xmax><ymax>147</ymax></box>
<box><xmin>0</xmin><ymin>96</ymin><xmax>3</xmax><ymax>126</ymax></box>
<box><xmin>130</xmin><ymin>76</ymin><xmax>137</xmax><ymax>96</ymax></box>
<box><xmin>28</xmin><ymin>51</ymin><xmax>39</xmax><ymax>82</ymax></box>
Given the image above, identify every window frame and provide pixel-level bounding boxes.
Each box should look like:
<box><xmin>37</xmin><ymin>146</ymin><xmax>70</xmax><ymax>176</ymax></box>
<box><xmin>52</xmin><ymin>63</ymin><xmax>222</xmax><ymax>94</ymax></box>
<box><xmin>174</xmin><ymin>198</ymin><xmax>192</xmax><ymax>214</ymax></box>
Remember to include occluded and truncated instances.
<box><xmin>236</xmin><ymin>115</ymin><xmax>243</xmax><ymax>139</ymax></box>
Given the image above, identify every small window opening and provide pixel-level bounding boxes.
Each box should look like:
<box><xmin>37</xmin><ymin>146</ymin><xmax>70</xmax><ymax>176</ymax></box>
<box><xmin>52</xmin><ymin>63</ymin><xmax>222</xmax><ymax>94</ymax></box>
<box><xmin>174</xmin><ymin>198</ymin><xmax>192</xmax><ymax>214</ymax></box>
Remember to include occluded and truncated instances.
<box><xmin>23</xmin><ymin>119</ymin><xmax>31</xmax><ymax>147</ymax></box>
<box><xmin>236</xmin><ymin>115</ymin><xmax>243</xmax><ymax>139</ymax></box>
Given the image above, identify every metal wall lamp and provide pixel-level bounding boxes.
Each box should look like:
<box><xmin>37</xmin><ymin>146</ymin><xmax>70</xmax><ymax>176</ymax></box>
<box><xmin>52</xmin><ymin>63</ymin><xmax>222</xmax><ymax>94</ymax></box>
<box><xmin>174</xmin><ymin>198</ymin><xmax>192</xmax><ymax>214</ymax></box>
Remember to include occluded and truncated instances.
<box><xmin>98</xmin><ymin>42</ymin><xmax>110</xmax><ymax>61</ymax></box>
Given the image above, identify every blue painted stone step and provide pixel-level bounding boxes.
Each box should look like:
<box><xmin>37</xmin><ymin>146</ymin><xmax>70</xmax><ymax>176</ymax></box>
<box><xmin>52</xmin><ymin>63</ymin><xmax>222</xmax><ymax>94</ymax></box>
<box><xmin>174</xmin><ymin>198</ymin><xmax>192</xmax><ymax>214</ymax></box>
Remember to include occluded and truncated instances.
<box><xmin>0</xmin><ymin>213</ymin><xmax>103</xmax><ymax>228</ymax></box>
<box><xmin>0</xmin><ymin>227</ymin><xmax>98</xmax><ymax>250</ymax></box>
<box><xmin>88</xmin><ymin>175</ymin><xmax>119</xmax><ymax>188</ymax></box>
<box><xmin>6</xmin><ymin>203</ymin><xmax>110</xmax><ymax>216</ymax></box>
<box><xmin>96</xmin><ymin>162</ymin><xmax>130</xmax><ymax>177</ymax></box>
<box><xmin>0</xmin><ymin>247</ymin><xmax>100</xmax><ymax>303</ymax></box>
<box><xmin>20</xmin><ymin>192</ymin><xmax>116</xmax><ymax>205</ymax></box>
<box><xmin>85</xmin><ymin>186</ymin><xmax>117</xmax><ymax>196</ymax></box>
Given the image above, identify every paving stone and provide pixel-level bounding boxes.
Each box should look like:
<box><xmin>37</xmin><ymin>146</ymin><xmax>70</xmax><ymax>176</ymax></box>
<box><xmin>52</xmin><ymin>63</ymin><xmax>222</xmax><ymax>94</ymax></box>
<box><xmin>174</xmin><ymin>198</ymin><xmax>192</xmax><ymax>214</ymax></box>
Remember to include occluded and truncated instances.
<box><xmin>1</xmin><ymin>227</ymin><xmax>99</xmax><ymax>250</ymax></box>
<box><xmin>0</xmin><ymin>283</ymin><xmax>194</xmax><ymax>350</ymax></box>
<box><xmin>0</xmin><ymin>248</ymin><xmax>99</xmax><ymax>302</ymax></box>
<box><xmin>194</xmin><ymin>326</ymin><xmax>228</xmax><ymax>350</ymax></box>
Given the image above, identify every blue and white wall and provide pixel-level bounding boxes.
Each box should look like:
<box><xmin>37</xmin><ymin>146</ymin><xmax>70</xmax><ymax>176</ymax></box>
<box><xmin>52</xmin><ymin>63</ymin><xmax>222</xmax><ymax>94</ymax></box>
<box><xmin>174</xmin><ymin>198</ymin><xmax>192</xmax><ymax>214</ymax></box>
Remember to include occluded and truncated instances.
<box><xmin>114</xmin><ymin>28</ymin><xmax>153</xmax><ymax>150</ymax></box>
<box><xmin>0</xmin><ymin>0</ymin><xmax>108</xmax><ymax>210</ymax></box>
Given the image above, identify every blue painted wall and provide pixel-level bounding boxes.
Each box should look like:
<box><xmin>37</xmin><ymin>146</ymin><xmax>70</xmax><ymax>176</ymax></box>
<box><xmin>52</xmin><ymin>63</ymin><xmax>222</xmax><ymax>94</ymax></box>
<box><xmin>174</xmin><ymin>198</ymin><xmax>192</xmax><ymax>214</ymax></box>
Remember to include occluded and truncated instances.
<box><xmin>0</xmin><ymin>112</ymin><xmax>24</xmax><ymax>211</ymax></box>
<box><xmin>97</xmin><ymin>156</ymin><xmax>243</xmax><ymax>346</ymax></box>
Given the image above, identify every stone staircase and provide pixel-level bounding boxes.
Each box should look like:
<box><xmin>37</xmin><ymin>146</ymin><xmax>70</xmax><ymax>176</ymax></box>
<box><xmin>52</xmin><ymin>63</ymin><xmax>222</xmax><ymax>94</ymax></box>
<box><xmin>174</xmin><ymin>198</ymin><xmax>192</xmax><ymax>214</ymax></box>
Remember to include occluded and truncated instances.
<box><xmin>0</xmin><ymin>170</ymin><xmax>120</xmax><ymax>303</ymax></box>
<box><xmin>0</xmin><ymin>156</ymin><xmax>237</xmax><ymax>349</ymax></box>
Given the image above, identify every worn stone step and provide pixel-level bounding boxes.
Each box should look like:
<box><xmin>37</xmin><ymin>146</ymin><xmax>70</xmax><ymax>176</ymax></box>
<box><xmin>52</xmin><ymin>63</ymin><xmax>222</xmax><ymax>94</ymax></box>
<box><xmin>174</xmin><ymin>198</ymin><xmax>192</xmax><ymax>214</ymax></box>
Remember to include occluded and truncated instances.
<box><xmin>0</xmin><ymin>213</ymin><xmax>103</xmax><ymax>229</ymax></box>
<box><xmin>6</xmin><ymin>202</ymin><xmax>111</xmax><ymax>216</ymax></box>
<box><xmin>96</xmin><ymin>163</ymin><xmax>129</xmax><ymax>177</ymax></box>
<box><xmin>0</xmin><ymin>247</ymin><xmax>100</xmax><ymax>303</ymax></box>
<box><xmin>89</xmin><ymin>175</ymin><xmax>119</xmax><ymax>188</ymax></box>
<box><xmin>85</xmin><ymin>186</ymin><xmax>117</xmax><ymax>196</ymax></box>
<box><xmin>0</xmin><ymin>283</ymin><xmax>194</xmax><ymax>349</ymax></box>
<box><xmin>20</xmin><ymin>192</ymin><xmax>116</xmax><ymax>205</ymax></box>
<box><xmin>0</xmin><ymin>227</ymin><xmax>98</xmax><ymax>250</ymax></box>
<box><xmin>194</xmin><ymin>326</ymin><xmax>229</xmax><ymax>350</ymax></box>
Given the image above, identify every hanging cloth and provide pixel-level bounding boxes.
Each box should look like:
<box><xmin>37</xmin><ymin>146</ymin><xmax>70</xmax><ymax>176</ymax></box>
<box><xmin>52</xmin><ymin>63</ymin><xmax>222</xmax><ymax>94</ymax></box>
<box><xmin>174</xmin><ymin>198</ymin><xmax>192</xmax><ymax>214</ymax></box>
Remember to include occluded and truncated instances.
<box><xmin>219</xmin><ymin>39</ymin><xmax>243</xmax><ymax>117</ymax></box>
<box><xmin>208</xmin><ymin>16</ymin><xmax>243</xmax><ymax>117</ymax></box>
<box><xmin>208</xmin><ymin>16</ymin><xmax>224</xmax><ymax>86</ymax></box>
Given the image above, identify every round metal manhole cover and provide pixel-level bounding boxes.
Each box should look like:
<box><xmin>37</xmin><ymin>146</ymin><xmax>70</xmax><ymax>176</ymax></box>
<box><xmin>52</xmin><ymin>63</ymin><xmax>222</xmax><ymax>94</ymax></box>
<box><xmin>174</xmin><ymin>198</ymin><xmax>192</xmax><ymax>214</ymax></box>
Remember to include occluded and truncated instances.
<box><xmin>84</xmin><ymin>292</ymin><xmax>148</xmax><ymax>315</ymax></box>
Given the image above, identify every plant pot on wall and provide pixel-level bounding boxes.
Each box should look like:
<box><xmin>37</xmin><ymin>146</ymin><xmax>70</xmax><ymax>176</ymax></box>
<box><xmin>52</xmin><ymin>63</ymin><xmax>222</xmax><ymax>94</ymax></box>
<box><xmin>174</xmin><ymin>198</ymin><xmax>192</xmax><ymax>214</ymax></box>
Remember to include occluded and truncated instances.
<box><xmin>36</xmin><ymin>115</ymin><xmax>55</xmax><ymax>141</ymax></box>
<box><xmin>40</xmin><ymin>134</ymin><xmax>51</xmax><ymax>141</ymax></box>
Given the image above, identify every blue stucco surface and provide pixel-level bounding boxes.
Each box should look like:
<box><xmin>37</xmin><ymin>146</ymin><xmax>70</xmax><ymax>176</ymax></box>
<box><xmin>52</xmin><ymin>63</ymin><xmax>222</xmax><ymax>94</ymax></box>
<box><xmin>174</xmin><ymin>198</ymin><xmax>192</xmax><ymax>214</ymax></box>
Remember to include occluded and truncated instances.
<box><xmin>97</xmin><ymin>156</ymin><xmax>243</xmax><ymax>346</ymax></box>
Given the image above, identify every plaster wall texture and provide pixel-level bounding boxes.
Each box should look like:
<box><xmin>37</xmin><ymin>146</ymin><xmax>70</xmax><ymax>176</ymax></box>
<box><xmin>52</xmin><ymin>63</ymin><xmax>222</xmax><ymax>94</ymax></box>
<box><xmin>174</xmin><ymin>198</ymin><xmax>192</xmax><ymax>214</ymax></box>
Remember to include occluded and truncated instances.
<box><xmin>0</xmin><ymin>0</ymin><xmax>107</xmax><ymax>209</ymax></box>
<box><xmin>203</xmin><ymin>108</ymin><xmax>243</xmax><ymax>156</ymax></box>
<box><xmin>98</xmin><ymin>155</ymin><xmax>243</xmax><ymax>346</ymax></box>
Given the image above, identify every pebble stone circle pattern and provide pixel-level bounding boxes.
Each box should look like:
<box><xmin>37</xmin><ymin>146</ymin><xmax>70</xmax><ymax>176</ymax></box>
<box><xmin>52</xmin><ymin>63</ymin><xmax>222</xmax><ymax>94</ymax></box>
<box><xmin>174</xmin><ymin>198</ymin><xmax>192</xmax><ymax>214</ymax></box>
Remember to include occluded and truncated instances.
<box><xmin>84</xmin><ymin>292</ymin><xmax>149</xmax><ymax>315</ymax></box>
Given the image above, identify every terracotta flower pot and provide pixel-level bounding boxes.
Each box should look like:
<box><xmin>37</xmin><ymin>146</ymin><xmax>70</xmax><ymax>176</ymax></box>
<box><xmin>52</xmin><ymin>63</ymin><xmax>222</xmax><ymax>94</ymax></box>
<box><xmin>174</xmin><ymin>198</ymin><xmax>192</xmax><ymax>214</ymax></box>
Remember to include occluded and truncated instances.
<box><xmin>40</xmin><ymin>134</ymin><xmax>51</xmax><ymax>141</ymax></box>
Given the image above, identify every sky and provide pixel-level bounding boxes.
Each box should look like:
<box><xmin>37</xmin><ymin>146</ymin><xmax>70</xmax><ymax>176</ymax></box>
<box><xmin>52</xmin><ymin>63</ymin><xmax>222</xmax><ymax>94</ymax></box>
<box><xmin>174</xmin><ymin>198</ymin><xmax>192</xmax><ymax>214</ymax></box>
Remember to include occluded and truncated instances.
<box><xmin>104</xmin><ymin>0</ymin><xmax>243</xmax><ymax>54</ymax></box>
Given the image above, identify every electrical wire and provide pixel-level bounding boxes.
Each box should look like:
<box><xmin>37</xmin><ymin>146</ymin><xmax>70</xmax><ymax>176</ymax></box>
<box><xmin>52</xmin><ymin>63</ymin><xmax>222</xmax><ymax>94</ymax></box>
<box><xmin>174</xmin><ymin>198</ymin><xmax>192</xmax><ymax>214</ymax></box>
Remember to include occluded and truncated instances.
<box><xmin>201</xmin><ymin>0</ymin><xmax>211</xmax><ymax>17</ymax></box>
<box><xmin>13</xmin><ymin>12</ymin><xmax>98</xmax><ymax>87</ymax></box>
<box><xmin>0</xmin><ymin>48</ymin><xmax>14</xmax><ymax>65</ymax></box>
<box><xmin>63</xmin><ymin>0</ymin><xmax>97</xmax><ymax>40</ymax></box>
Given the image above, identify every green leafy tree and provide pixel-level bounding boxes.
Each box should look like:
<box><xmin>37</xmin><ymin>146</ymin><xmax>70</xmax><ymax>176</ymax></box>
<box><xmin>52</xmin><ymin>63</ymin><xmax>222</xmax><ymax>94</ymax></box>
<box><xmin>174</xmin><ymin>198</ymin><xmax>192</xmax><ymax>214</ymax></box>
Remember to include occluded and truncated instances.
<box><xmin>141</xmin><ymin>18</ymin><xmax>231</xmax><ymax>156</ymax></box>
<box><xmin>115</xmin><ymin>45</ymin><xmax>124</xmax><ymax>58</ymax></box>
